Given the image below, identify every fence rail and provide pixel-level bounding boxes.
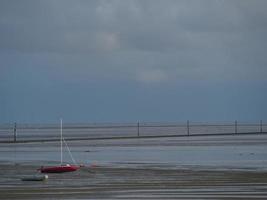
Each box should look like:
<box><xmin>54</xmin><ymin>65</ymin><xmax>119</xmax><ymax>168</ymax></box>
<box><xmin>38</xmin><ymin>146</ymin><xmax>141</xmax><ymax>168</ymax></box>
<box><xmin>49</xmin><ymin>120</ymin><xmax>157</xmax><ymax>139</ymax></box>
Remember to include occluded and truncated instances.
<box><xmin>0</xmin><ymin>121</ymin><xmax>266</xmax><ymax>143</ymax></box>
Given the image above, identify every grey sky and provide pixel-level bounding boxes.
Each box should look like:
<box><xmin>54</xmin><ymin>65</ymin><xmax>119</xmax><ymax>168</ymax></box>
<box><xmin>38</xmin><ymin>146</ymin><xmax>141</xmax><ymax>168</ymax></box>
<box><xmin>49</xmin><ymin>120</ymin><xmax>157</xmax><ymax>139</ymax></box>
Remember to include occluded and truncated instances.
<box><xmin>1</xmin><ymin>0</ymin><xmax>267</xmax><ymax>123</ymax></box>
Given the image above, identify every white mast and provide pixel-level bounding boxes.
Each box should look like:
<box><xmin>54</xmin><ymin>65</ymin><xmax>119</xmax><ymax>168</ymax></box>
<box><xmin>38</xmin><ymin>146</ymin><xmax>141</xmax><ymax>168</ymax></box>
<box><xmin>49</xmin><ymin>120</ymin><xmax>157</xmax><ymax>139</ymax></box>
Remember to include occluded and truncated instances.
<box><xmin>60</xmin><ymin>118</ymin><xmax>63</xmax><ymax>165</ymax></box>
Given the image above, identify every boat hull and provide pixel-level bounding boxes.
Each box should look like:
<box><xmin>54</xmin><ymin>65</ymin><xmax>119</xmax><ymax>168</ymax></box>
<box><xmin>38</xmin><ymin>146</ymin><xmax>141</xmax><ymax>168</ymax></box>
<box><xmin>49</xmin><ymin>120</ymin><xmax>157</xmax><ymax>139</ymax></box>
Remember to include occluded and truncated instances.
<box><xmin>40</xmin><ymin>165</ymin><xmax>79</xmax><ymax>173</ymax></box>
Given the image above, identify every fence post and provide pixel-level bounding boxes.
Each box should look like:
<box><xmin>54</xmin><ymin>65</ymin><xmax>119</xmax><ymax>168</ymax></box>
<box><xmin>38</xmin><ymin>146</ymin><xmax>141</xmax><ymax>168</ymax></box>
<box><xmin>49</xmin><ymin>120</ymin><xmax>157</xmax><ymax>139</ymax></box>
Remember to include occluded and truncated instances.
<box><xmin>137</xmin><ymin>122</ymin><xmax>140</xmax><ymax>137</ymax></box>
<box><xmin>187</xmin><ymin>120</ymin><xmax>190</xmax><ymax>136</ymax></box>
<box><xmin>14</xmin><ymin>122</ymin><xmax>17</xmax><ymax>142</ymax></box>
<box><xmin>260</xmin><ymin>120</ymin><xmax>262</xmax><ymax>133</ymax></box>
<box><xmin>235</xmin><ymin>120</ymin><xmax>237</xmax><ymax>134</ymax></box>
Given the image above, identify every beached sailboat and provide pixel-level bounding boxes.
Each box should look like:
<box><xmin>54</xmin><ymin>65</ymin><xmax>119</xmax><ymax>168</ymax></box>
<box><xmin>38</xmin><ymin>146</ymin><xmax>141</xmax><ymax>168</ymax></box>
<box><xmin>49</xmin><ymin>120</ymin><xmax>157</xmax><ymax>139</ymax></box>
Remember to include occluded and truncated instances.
<box><xmin>39</xmin><ymin>119</ymin><xmax>79</xmax><ymax>173</ymax></box>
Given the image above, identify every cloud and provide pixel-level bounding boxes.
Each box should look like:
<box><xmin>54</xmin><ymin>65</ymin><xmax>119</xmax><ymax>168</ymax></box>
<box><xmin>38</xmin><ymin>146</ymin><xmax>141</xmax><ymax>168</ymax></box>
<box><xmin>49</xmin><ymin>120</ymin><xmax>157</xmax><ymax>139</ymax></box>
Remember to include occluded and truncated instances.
<box><xmin>94</xmin><ymin>32</ymin><xmax>120</xmax><ymax>51</ymax></box>
<box><xmin>0</xmin><ymin>0</ymin><xmax>267</xmax><ymax>83</ymax></box>
<box><xmin>136</xmin><ymin>69</ymin><xmax>169</xmax><ymax>83</ymax></box>
<box><xmin>1</xmin><ymin>0</ymin><xmax>267</xmax><ymax>123</ymax></box>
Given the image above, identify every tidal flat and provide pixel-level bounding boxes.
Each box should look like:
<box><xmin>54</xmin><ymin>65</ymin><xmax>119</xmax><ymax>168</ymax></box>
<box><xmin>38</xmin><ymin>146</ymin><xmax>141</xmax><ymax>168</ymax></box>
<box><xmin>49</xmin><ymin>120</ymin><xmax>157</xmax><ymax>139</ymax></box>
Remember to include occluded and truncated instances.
<box><xmin>1</xmin><ymin>134</ymin><xmax>267</xmax><ymax>199</ymax></box>
<box><xmin>1</xmin><ymin>163</ymin><xmax>267</xmax><ymax>199</ymax></box>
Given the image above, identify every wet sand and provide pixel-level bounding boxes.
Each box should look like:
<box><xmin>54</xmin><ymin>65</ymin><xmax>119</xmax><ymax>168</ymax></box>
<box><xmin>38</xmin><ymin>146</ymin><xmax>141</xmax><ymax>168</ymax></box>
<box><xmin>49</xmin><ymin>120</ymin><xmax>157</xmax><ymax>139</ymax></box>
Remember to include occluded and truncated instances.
<box><xmin>1</xmin><ymin>134</ymin><xmax>267</xmax><ymax>199</ymax></box>
<box><xmin>0</xmin><ymin>163</ymin><xmax>267</xmax><ymax>199</ymax></box>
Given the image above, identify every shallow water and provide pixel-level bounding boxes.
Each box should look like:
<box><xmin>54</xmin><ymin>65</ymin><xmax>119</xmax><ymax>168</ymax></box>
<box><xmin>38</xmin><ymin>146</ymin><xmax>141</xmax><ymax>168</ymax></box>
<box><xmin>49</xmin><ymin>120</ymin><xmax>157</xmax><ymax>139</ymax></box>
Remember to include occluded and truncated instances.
<box><xmin>1</xmin><ymin>134</ymin><xmax>267</xmax><ymax>171</ymax></box>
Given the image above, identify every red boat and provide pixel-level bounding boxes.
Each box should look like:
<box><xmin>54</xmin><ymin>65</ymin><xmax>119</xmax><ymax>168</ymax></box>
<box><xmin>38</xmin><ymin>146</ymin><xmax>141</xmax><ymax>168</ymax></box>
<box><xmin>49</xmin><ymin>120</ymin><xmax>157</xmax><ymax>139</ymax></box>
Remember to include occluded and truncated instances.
<box><xmin>40</xmin><ymin>164</ymin><xmax>79</xmax><ymax>173</ymax></box>
<box><xmin>39</xmin><ymin>119</ymin><xmax>80</xmax><ymax>174</ymax></box>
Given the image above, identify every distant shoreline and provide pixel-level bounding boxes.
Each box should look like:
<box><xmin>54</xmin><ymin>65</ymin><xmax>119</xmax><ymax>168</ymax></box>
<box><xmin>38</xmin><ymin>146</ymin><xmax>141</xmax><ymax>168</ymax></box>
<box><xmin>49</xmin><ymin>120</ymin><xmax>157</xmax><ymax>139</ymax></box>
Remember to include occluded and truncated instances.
<box><xmin>1</xmin><ymin>131</ymin><xmax>267</xmax><ymax>144</ymax></box>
